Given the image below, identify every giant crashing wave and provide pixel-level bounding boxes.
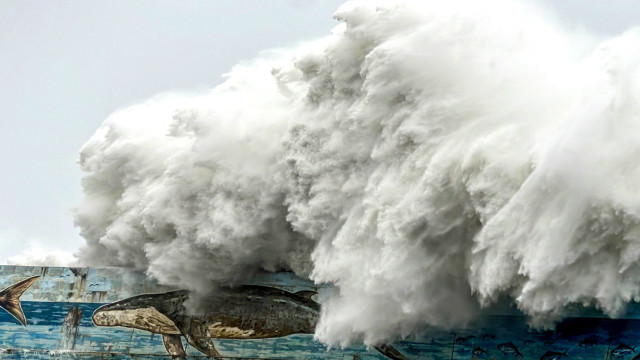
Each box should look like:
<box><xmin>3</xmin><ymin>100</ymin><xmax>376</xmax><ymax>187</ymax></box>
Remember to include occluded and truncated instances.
<box><xmin>74</xmin><ymin>0</ymin><xmax>640</xmax><ymax>348</ymax></box>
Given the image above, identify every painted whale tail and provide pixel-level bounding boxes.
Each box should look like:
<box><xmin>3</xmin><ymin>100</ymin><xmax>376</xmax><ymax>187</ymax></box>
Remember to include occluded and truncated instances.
<box><xmin>0</xmin><ymin>275</ymin><xmax>39</xmax><ymax>326</ymax></box>
<box><xmin>374</xmin><ymin>344</ymin><xmax>409</xmax><ymax>360</ymax></box>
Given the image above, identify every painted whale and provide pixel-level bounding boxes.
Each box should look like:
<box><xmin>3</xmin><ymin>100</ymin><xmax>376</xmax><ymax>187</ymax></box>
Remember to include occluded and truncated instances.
<box><xmin>0</xmin><ymin>275</ymin><xmax>39</xmax><ymax>326</ymax></box>
<box><xmin>92</xmin><ymin>285</ymin><xmax>408</xmax><ymax>359</ymax></box>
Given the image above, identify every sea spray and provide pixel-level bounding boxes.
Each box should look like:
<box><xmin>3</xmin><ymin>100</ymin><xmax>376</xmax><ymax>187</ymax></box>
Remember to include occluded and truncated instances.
<box><xmin>75</xmin><ymin>0</ymin><xmax>640</xmax><ymax>347</ymax></box>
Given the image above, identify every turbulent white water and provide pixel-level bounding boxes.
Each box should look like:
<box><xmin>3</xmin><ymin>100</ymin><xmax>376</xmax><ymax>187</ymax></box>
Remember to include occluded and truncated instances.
<box><xmin>75</xmin><ymin>0</ymin><xmax>640</xmax><ymax>347</ymax></box>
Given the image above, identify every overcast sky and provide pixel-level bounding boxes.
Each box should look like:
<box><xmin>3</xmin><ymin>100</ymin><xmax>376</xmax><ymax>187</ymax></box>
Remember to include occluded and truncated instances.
<box><xmin>0</xmin><ymin>0</ymin><xmax>639</xmax><ymax>264</ymax></box>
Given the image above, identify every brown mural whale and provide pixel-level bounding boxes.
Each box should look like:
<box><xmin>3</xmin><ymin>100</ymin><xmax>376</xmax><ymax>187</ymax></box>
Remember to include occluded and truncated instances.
<box><xmin>92</xmin><ymin>285</ymin><xmax>408</xmax><ymax>359</ymax></box>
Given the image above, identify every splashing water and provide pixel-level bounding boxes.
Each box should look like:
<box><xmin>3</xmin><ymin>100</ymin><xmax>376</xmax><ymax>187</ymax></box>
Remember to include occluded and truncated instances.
<box><xmin>75</xmin><ymin>0</ymin><xmax>640</xmax><ymax>347</ymax></box>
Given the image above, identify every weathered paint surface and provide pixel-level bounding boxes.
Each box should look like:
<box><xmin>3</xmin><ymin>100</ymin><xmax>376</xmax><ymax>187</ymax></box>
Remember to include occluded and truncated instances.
<box><xmin>0</xmin><ymin>265</ymin><xmax>640</xmax><ymax>359</ymax></box>
<box><xmin>0</xmin><ymin>266</ymin><xmax>174</xmax><ymax>303</ymax></box>
<box><xmin>91</xmin><ymin>286</ymin><xmax>325</xmax><ymax>358</ymax></box>
<box><xmin>0</xmin><ymin>266</ymin><xmax>390</xmax><ymax>359</ymax></box>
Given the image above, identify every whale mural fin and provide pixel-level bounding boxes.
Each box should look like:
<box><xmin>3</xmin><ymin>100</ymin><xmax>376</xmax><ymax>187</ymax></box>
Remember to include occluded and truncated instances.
<box><xmin>183</xmin><ymin>330</ymin><xmax>222</xmax><ymax>359</ymax></box>
<box><xmin>294</xmin><ymin>290</ymin><xmax>317</xmax><ymax>300</ymax></box>
<box><xmin>0</xmin><ymin>275</ymin><xmax>39</xmax><ymax>326</ymax></box>
<box><xmin>162</xmin><ymin>334</ymin><xmax>187</xmax><ymax>360</ymax></box>
<box><xmin>177</xmin><ymin>317</ymin><xmax>223</xmax><ymax>359</ymax></box>
<box><xmin>374</xmin><ymin>344</ymin><xmax>409</xmax><ymax>360</ymax></box>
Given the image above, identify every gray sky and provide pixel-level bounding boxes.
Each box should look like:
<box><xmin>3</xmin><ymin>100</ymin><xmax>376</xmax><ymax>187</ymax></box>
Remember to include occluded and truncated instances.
<box><xmin>0</xmin><ymin>0</ymin><xmax>638</xmax><ymax>263</ymax></box>
<box><xmin>538</xmin><ymin>0</ymin><xmax>640</xmax><ymax>34</ymax></box>
<box><xmin>0</xmin><ymin>0</ymin><xmax>344</xmax><ymax>261</ymax></box>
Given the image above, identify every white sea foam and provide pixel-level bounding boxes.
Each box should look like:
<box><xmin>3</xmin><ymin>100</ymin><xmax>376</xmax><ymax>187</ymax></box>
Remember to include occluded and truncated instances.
<box><xmin>75</xmin><ymin>0</ymin><xmax>640</xmax><ymax>346</ymax></box>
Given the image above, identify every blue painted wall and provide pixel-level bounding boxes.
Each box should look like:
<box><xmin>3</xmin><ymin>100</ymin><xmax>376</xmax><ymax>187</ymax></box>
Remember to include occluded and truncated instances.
<box><xmin>0</xmin><ymin>265</ymin><xmax>639</xmax><ymax>359</ymax></box>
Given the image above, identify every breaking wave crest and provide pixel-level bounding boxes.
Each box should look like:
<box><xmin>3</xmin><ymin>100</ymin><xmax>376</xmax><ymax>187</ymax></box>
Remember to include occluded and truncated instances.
<box><xmin>75</xmin><ymin>0</ymin><xmax>640</xmax><ymax>347</ymax></box>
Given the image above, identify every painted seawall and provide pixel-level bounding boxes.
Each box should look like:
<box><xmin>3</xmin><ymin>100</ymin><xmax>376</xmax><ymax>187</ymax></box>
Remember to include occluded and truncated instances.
<box><xmin>0</xmin><ymin>265</ymin><xmax>639</xmax><ymax>359</ymax></box>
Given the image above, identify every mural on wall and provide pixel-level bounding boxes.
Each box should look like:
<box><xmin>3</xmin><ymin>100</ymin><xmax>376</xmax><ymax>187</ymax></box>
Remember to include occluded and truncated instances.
<box><xmin>2</xmin><ymin>264</ymin><xmax>640</xmax><ymax>359</ymax></box>
<box><xmin>91</xmin><ymin>286</ymin><xmax>407</xmax><ymax>359</ymax></box>
<box><xmin>0</xmin><ymin>275</ymin><xmax>39</xmax><ymax>326</ymax></box>
<box><xmin>0</xmin><ymin>265</ymin><xmax>407</xmax><ymax>359</ymax></box>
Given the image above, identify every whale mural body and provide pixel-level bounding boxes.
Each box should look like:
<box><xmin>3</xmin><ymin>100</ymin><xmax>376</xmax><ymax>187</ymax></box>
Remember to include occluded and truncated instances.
<box><xmin>92</xmin><ymin>285</ymin><xmax>408</xmax><ymax>359</ymax></box>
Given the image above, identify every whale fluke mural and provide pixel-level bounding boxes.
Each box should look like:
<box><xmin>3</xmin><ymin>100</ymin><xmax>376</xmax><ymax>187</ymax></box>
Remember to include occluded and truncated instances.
<box><xmin>0</xmin><ymin>275</ymin><xmax>39</xmax><ymax>326</ymax></box>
